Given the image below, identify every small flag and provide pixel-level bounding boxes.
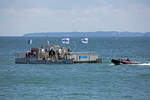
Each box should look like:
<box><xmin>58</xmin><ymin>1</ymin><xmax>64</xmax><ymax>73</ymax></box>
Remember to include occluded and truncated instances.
<box><xmin>81</xmin><ymin>38</ymin><xmax>88</xmax><ymax>44</ymax></box>
<box><xmin>62</xmin><ymin>38</ymin><xmax>70</xmax><ymax>44</ymax></box>
<box><xmin>28</xmin><ymin>39</ymin><xmax>32</xmax><ymax>45</ymax></box>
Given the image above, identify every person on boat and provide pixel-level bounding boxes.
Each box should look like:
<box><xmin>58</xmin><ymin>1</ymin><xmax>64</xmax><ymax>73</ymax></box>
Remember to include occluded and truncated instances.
<box><xmin>49</xmin><ymin>49</ymin><xmax>54</xmax><ymax>57</ymax></box>
<box><xmin>57</xmin><ymin>50</ymin><xmax>61</xmax><ymax>59</ymax></box>
<box><xmin>57</xmin><ymin>48</ymin><xmax>63</xmax><ymax>59</ymax></box>
<box><xmin>25</xmin><ymin>52</ymin><xmax>28</xmax><ymax>57</ymax></box>
<box><xmin>62</xmin><ymin>48</ymin><xmax>66</xmax><ymax>59</ymax></box>
<box><xmin>58</xmin><ymin>48</ymin><xmax>62</xmax><ymax>55</ymax></box>
<box><xmin>126</xmin><ymin>58</ymin><xmax>130</xmax><ymax>61</ymax></box>
<box><xmin>41</xmin><ymin>45</ymin><xmax>45</xmax><ymax>53</ymax></box>
<box><xmin>45</xmin><ymin>45</ymin><xmax>49</xmax><ymax>52</ymax></box>
<box><xmin>31</xmin><ymin>48</ymin><xmax>35</xmax><ymax>57</ymax></box>
<box><xmin>49</xmin><ymin>49</ymin><xmax>56</xmax><ymax>60</ymax></box>
<box><xmin>68</xmin><ymin>49</ymin><xmax>71</xmax><ymax>55</ymax></box>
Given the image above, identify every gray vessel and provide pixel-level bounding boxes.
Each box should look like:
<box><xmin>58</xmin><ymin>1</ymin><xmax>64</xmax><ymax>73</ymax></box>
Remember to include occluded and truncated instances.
<box><xmin>15</xmin><ymin>45</ymin><xmax>102</xmax><ymax>64</ymax></box>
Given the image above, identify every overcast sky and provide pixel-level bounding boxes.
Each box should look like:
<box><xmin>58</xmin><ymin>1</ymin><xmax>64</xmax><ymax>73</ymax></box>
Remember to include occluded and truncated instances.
<box><xmin>0</xmin><ymin>0</ymin><xmax>150</xmax><ymax>36</ymax></box>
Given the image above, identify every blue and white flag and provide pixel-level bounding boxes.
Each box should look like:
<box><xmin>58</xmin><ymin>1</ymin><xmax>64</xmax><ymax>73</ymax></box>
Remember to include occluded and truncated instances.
<box><xmin>28</xmin><ymin>39</ymin><xmax>32</xmax><ymax>45</ymax></box>
<box><xmin>81</xmin><ymin>38</ymin><xmax>88</xmax><ymax>44</ymax></box>
<box><xmin>62</xmin><ymin>38</ymin><xmax>70</xmax><ymax>44</ymax></box>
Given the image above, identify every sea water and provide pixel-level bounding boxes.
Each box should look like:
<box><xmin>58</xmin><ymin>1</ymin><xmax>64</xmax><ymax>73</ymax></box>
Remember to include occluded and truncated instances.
<box><xmin>0</xmin><ymin>37</ymin><xmax>150</xmax><ymax>100</ymax></box>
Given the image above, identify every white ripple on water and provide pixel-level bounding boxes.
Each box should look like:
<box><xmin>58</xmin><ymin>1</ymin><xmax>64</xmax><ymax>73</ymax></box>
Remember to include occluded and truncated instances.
<box><xmin>137</xmin><ymin>63</ymin><xmax>150</xmax><ymax>66</ymax></box>
<box><xmin>109</xmin><ymin>63</ymin><xmax>150</xmax><ymax>66</ymax></box>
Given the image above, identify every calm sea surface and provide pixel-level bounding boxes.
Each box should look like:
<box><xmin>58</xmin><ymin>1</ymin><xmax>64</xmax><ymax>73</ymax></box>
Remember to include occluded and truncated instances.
<box><xmin>0</xmin><ymin>37</ymin><xmax>150</xmax><ymax>100</ymax></box>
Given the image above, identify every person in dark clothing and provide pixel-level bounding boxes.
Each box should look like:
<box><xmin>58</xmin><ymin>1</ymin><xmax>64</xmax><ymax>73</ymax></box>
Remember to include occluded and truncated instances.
<box><xmin>126</xmin><ymin>58</ymin><xmax>130</xmax><ymax>61</ymax></box>
<box><xmin>49</xmin><ymin>49</ymin><xmax>55</xmax><ymax>58</ymax></box>
<box><xmin>68</xmin><ymin>48</ymin><xmax>71</xmax><ymax>55</ymax></box>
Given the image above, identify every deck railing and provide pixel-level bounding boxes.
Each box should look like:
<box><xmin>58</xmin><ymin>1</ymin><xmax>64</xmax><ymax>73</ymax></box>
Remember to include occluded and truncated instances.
<box><xmin>15</xmin><ymin>53</ymin><xmax>25</xmax><ymax>58</ymax></box>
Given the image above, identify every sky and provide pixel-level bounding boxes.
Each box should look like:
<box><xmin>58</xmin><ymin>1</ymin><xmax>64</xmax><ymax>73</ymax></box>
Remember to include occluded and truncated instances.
<box><xmin>0</xmin><ymin>0</ymin><xmax>150</xmax><ymax>36</ymax></box>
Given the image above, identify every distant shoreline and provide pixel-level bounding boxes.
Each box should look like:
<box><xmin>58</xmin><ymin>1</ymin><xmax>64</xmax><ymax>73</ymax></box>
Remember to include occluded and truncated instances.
<box><xmin>0</xmin><ymin>31</ymin><xmax>150</xmax><ymax>37</ymax></box>
<box><xmin>23</xmin><ymin>31</ymin><xmax>150</xmax><ymax>37</ymax></box>
<box><xmin>0</xmin><ymin>36</ymin><xmax>22</xmax><ymax>38</ymax></box>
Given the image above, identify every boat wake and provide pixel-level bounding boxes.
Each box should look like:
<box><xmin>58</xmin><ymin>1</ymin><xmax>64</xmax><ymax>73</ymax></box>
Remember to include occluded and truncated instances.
<box><xmin>136</xmin><ymin>63</ymin><xmax>150</xmax><ymax>66</ymax></box>
<box><xmin>109</xmin><ymin>63</ymin><xmax>150</xmax><ymax>66</ymax></box>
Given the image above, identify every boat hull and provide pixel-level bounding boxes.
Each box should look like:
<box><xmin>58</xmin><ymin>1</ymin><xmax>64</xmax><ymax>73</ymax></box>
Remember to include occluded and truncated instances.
<box><xmin>111</xmin><ymin>59</ymin><xmax>138</xmax><ymax>65</ymax></box>
<box><xmin>15</xmin><ymin>57</ymin><xmax>102</xmax><ymax>64</ymax></box>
